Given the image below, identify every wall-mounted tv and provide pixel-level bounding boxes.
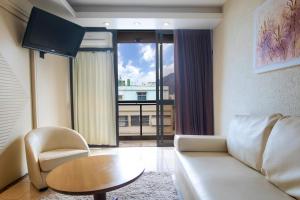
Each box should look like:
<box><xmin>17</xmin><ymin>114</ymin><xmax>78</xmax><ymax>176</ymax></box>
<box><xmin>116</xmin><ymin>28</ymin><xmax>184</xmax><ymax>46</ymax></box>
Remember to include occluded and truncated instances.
<box><xmin>22</xmin><ymin>7</ymin><xmax>85</xmax><ymax>58</ymax></box>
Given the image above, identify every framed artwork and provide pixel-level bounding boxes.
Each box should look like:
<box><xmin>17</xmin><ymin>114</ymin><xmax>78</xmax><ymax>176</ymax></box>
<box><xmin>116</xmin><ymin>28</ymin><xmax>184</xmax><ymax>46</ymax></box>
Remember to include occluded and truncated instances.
<box><xmin>254</xmin><ymin>0</ymin><xmax>300</xmax><ymax>73</ymax></box>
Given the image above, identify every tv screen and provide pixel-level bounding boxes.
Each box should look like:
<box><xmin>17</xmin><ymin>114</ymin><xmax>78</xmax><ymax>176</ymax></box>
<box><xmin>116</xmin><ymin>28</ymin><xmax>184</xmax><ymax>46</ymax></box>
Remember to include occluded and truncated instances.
<box><xmin>22</xmin><ymin>7</ymin><xmax>85</xmax><ymax>58</ymax></box>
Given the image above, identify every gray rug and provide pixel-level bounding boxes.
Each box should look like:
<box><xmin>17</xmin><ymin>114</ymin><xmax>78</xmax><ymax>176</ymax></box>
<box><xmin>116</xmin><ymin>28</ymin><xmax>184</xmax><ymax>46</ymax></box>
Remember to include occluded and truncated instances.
<box><xmin>41</xmin><ymin>172</ymin><xmax>179</xmax><ymax>200</ymax></box>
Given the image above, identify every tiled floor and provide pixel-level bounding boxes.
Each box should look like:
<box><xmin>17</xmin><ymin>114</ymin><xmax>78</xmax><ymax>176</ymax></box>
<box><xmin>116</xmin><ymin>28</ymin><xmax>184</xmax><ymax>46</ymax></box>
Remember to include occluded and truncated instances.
<box><xmin>0</xmin><ymin>147</ymin><xmax>176</xmax><ymax>200</ymax></box>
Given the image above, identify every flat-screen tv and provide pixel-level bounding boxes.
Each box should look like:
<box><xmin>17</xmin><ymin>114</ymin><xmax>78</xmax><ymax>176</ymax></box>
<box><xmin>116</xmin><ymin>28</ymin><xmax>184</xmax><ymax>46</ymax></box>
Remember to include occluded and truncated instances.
<box><xmin>22</xmin><ymin>7</ymin><xmax>85</xmax><ymax>58</ymax></box>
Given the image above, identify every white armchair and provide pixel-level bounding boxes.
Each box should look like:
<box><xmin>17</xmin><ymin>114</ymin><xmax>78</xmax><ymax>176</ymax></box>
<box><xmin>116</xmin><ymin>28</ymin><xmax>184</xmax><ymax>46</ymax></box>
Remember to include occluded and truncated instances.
<box><xmin>24</xmin><ymin>127</ymin><xmax>90</xmax><ymax>190</ymax></box>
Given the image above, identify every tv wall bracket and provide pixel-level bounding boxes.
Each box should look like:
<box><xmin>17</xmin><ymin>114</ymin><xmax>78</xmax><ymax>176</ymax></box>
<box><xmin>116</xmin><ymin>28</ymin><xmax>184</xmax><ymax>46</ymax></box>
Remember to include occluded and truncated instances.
<box><xmin>39</xmin><ymin>51</ymin><xmax>46</xmax><ymax>59</ymax></box>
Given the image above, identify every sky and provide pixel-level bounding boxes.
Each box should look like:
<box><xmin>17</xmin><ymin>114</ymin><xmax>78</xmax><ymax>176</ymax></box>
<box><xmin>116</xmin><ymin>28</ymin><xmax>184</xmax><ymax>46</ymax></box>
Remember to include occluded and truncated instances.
<box><xmin>118</xmin><ymin>43</ymin><xmax>174</xmax><ymax>86</ymax></box>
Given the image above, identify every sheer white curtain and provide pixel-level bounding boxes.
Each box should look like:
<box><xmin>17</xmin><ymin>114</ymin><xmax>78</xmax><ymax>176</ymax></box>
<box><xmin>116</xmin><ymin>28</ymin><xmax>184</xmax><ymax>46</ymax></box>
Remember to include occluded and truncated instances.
<box><xmin>73</xmin><ymin>52</ymin><xmax>116</xmax><ymax>145</ymax></box>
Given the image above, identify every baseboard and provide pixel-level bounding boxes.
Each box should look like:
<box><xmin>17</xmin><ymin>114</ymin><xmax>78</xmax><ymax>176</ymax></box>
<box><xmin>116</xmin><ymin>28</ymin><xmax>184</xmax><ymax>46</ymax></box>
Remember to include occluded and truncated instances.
<box><xmin>0</xmin><ymin>173</ymin><xmax>28</xmax><ymax>194</ymax></box>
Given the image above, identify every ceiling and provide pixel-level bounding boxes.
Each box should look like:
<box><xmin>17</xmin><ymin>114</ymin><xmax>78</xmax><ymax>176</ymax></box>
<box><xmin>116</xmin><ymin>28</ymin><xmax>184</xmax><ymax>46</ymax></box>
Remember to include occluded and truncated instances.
<box><xmin>67</xmin><ymin>0</ymin><xmax>226</xmax><ymax>7</ymax></box>
<box><xmin>29</xmin><ymin>0</ymin><xmax>226</xmax><ymax>30</ymax></box>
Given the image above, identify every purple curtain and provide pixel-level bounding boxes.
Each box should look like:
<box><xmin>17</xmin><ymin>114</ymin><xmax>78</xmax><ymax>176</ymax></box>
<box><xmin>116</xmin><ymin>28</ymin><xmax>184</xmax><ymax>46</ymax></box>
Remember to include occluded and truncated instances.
<box><xmin>174</xmin><ymin>30</ymin><xmax>214</xmax><ymax>135</ymax></box>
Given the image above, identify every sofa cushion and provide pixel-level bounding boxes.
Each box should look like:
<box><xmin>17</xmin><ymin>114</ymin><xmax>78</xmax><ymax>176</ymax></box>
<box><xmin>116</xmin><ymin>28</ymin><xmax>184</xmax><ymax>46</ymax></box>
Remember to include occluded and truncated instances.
<box><xmin>262</xmin><ymin>117</ymin><xmax>300</xmax><ymax>199</ymax></box>
<box><xmin>227</xmin><ymin>114</ymin><xmax>282</xmax><ymax>171</ymax></box>
<box><xmin>39</xmin><ymin>149</ymin><xmax>89</xmax><ymax>172</ymax></box>
<box><xmin>176</xmin><ymin>152</ymin><xmax>294</xmax><ymax>200</ymax></box>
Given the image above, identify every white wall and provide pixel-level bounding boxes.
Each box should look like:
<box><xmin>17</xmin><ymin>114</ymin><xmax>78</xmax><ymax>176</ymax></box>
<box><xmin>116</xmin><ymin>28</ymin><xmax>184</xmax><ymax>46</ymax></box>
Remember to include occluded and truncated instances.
<box><xmin>35</xmin><ymin>53</ymin><xmax>71</xmax><ymax>128</ymax></box>
<box><xmin>213</xmin><ymin>0</ymin><xmax>300</xmax><ymax>135</ymax></box>
<box><xmin>0</xmin><ymin>3</ymin><xmax>32</xmax><ymax>189</ymax></box>
<box><xmin>0</xmin><ymin>0</ymin><xmax>72</xmax><ymax>190</ymax></box>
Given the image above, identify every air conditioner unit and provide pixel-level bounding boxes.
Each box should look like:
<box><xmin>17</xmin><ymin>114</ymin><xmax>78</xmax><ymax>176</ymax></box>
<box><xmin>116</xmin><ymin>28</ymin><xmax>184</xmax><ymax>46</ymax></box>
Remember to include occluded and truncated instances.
<box><xmin>80</xmin><ymin>32</ymin><xmax>112</xmax><ymax>48</ymax></box>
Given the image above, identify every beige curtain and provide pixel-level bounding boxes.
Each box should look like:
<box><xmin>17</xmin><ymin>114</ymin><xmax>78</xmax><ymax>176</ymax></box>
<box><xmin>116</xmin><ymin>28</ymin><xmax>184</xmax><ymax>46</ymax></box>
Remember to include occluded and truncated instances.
<box><xmin>73</xmin><ymin>52</ymin><xmax>116</xmax><ymax>145</ymax></box>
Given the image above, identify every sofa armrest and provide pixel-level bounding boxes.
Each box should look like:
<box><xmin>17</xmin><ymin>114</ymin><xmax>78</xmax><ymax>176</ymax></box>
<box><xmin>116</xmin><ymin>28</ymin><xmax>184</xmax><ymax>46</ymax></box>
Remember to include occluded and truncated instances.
<box><xmin>174</xmin><ymin>135</ymin><xmax>227</xmax><ymax>152</ymax></box>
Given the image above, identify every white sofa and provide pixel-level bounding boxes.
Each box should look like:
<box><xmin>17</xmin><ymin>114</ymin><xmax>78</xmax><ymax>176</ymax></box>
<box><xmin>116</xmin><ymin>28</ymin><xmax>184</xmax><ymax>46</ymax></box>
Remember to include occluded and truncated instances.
<box><xmin>24</xmin><ymin>127</ymin><xmax>90</xmax><ymax>190</ymax></box>
<box><xmin>174</xmin><ymin>114</ymin><xmax>300</xmax><ymax>200</ymax></box>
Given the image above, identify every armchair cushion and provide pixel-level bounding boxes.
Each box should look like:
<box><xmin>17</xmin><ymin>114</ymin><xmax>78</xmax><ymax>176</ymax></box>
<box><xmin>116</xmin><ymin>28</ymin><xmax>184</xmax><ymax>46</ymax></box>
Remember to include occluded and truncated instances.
<box><xmin>39</xmin><ymin>149</ymin><xmax>89</xmax><ymax>172</ymax></box>
<box><xmin>174</xmin><ymin>135</ymin><xmax>227</xmax><ymax>152</ymax></box>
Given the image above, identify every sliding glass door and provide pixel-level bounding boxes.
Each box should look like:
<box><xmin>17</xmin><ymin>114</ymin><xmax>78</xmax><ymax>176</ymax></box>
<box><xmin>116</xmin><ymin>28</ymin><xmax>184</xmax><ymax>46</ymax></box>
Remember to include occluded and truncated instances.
<box><xmin>156</xmin><ymin>31</ymin><xmax>175</xmax><ymax>147</ymax></box>
<box><xmin>117</xmin><ymin>42</ymin><xmax>157</xmax><ymax>139</ymax></box>
<box><xmin>116</xmin><ymin>31</ymin><xmax>175</xmax><ymax>146</ymax></box>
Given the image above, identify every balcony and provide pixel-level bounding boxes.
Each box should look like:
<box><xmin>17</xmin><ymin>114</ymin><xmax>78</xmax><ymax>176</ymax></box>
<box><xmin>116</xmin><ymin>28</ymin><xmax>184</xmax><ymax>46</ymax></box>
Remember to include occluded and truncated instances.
<box><xmin>118</xmin><ymin>101</ymin><xmax>175</xmax><ymax>140</ymax></box>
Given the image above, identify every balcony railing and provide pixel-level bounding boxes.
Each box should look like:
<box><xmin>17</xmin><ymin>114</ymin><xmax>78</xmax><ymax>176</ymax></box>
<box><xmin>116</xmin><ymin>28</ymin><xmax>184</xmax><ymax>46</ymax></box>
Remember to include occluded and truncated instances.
<box><xmin>118</xmin><ymin>100</ymin><xmax>175</xmax><ymax>139</ymax></box>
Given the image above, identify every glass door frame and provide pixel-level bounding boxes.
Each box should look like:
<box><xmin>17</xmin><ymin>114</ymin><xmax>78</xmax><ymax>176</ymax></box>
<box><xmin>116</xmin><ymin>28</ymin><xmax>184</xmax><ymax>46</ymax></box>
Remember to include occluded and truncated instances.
<box><xmin>115</xmin><ymin>30</ymin><xmax>174</xmax><ymax>146</ymax></box>
<box><xmin>155</xmin><ymin>30</ymin><xmax>175</xmax><ymax>147</ymax></box>
<box><xmin>117</xmin><ymin>31</ymin><xmax>157</xmax><ymax>142</ymax></box>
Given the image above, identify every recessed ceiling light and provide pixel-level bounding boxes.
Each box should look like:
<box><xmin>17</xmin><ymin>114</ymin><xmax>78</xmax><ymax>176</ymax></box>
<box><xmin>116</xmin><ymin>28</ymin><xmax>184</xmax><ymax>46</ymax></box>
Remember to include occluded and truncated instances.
<box><xmin>163</xmin><ymin>22</ymin><xmax>170</xmax><ymax>26</ymax></box>
<box><xmin>134</xmin><ymin>22</ymin><xmax>141</xmax><ymax>26</ymax></box>
<box><xmin>103</xmin><ymin>22</ymin><xmax>110</xmax><ymax>26</ymax></box>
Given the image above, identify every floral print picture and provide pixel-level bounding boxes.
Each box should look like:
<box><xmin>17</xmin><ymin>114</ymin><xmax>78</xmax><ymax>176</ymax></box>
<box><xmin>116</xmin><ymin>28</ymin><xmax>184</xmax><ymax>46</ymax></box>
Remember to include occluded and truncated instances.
<box><xmin>254</xmin><ymin>0</ymin><xmax>300</xmax><ymax>73</ymax></box>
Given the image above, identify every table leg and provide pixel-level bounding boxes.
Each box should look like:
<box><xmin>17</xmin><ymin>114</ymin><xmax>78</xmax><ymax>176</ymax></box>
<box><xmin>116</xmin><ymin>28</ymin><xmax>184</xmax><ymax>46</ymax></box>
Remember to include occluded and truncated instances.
<box><xmin>93</xmin><ymin>192</ymin><xmax>106</xmax><ymax>200</ymax></box>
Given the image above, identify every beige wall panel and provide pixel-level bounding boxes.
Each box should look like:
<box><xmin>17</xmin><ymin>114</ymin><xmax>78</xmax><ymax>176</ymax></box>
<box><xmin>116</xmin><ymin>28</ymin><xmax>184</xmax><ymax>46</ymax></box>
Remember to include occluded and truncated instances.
<box><xmin>0</xmin><ymin>6</ymin><xmax>32</xmax><ymax>189</ymax></box>
<box><xmin>213</xmin><ymin>0</ymin><xmax>300</xmax><ymax>135</ymax></box>
<box><xmin>35</xmin><ymin>53</ymin><xmax>71</xmax><ymax>128</ymax></box>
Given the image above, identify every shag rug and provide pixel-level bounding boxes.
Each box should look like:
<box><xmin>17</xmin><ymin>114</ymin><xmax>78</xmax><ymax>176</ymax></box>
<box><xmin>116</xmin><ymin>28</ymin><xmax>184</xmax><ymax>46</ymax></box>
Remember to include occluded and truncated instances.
<box><xmin>41</xmin><ymin>172</ymin><xmax>179</xmax><ymax>200</ymax></box>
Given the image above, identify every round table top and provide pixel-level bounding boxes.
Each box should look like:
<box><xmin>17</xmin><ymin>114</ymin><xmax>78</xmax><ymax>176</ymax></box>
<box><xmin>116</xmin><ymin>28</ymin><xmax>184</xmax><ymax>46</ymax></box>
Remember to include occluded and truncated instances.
<box><xmin>46</xmin><ymin>155</ymin><xmax>145</xmax><ymax>195</ymax></box>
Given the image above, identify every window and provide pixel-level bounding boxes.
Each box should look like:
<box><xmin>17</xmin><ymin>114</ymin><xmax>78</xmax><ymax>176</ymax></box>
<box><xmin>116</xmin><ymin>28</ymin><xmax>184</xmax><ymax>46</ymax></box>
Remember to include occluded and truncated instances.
<box><xmin>117</xmin><ymin>32</ymin><xmax>175</xmax><ymax>141</ymax></box>
<box><xmin>118</xmin><ymin>80</ymin><xmax>126</xmax><ymax>86</ymax></box>
<box><xmin>118</xmin><ymin>43</ymin><xmax>156</xmax><ymax>101</ymax></box>
<box><xmin>118</xmin><ymin>95</ymin><xmax>123</xmax><ymax>100</ymax></box>
<box><xmin>142</xmin><ymin>116</ymin><xmax>150</xmax><ymax>126</ymax></box>
<box><xmin>119</xmin><ymin>116</ymin><xmax>128</xmax><ymax>127</ymax></box>
<box><xmin>130</xmin><ymin>115</ymin><xmax>150</xmax><ymax>126</ymax></box>
<box><xmin>137</xmin><ymin>92</ymin><xmax>147</xmax><ymax>101</ymax></box>
<box><xmin>131</xmin><ymin>115</ymin><xmax>140</xmax><ymax>126</ymax></box>
<box><xmin>163</xmin><ymin>43</ymin><xmax>175</xmax><ymax>100</ymax></box>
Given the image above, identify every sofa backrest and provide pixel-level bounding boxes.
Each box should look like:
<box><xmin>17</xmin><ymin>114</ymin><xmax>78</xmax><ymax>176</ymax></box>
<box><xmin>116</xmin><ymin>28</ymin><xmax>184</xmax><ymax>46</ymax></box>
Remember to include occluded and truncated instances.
<box><xmin>262</xmin><ymin>116</ymin><xmax>300</xmax><ymax>199</ymax></box>
<box><xmin>227</xmin><ymin>114</ymin><xmax>282</xmax><ymax>171</ymax></box>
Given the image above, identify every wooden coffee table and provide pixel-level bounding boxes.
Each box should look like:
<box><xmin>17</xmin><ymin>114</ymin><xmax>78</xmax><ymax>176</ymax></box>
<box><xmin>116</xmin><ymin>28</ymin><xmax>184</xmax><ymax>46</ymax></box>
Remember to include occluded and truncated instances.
<box><xmin>46</xmin><ymin>155</ymin><xmax>144</xmax><ymax>200</ymax></box>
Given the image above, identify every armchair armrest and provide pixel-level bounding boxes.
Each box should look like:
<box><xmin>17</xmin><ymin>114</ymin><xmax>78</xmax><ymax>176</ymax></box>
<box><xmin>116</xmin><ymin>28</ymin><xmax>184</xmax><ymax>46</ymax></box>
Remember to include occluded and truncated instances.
<box><xmin>174</xmin><ymin>135</ymin><xmax>227</xmax><ymax>152</ymax></box>
<box><xmin>24</xmin><ymin>127</ymin><xmax>90</xmax><ymax>190</ymax></box>
<box><xmin>37</xmin><ymin>127</ymin><xmax>90</xmax><ymax>153</ymax></box>
<box><xmin>58</xmin><ymin>128</ymin><xmax>90</xmax><ymax>152</ymax></box>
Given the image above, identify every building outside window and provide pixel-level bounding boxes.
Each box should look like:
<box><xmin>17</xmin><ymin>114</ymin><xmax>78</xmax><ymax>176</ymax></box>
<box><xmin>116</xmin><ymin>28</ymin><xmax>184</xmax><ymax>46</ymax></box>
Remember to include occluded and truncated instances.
<box><xmin>119</xmin><ymin>116</ymin><xmax>128</xmax><ymax>127</ymax></box>
<box><xmin>131</xmin><ymin>115</ymin><xmax>140</xmax><ymax>126</ymax></box>
<box><xmin>142</xmin><ymin>116</ymin><xmax>149</xmax><ymax>126</ymax></box>
<box><xmin>137</xmin><ymin>92</ymin><xmax>147</xmax><ymax>101</ymax></box>
<box><xmin>130</xmin><ymin>115</ymin><xmax>150</xmax><ymax>126</ymax></box>
<box><xmin>118</xmin><ymin>95</ymin><xmax>123</xmax><ymax>100</ymax></box>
